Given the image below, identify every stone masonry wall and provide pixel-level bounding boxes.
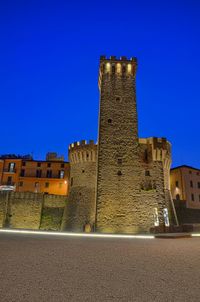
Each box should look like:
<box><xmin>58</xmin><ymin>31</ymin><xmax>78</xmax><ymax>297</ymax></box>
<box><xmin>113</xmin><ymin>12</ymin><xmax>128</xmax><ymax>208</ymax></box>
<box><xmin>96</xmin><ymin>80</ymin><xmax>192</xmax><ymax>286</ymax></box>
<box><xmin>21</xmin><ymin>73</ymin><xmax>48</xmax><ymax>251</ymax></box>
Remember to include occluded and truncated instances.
<box><xmin>5</xmin><ymin>192</ymin><xmax>43</xmax><ymax>229</ymax></box>
<box><xmin>62</xmin><ymin>141</ymin><xmax>97</xmax><ymax>232</ymax></box>
<box><xmin>0</xmin><ymin>192</ymin><xmax>66</xmax><ymax>230</ymax></box>
<box><xmin>96</xmin><ymin>56</ymin><xmax>172</xmax><ymax>233</ymax></box>
<box><xmin>40</xmin><ymin>194</ymin><xmax>66</xmax><ymax>230</ymax></box>
<box><xmin>0</xmin><ymin>192</ymin><xmax>7</xmax><ymax>227</ymax></box>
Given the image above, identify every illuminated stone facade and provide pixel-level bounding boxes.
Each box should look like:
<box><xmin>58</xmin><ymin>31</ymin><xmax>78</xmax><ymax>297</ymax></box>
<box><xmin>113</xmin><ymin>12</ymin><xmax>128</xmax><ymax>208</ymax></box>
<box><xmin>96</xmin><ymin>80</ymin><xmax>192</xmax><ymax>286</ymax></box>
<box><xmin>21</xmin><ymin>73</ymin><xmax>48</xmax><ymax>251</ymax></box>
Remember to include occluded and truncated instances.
<box><xmin>62</xmin><ymin>141</ymin><xmax>97</xmax><ymax>231</ymax></box>
<box><xmin>63</xmin><ymin>56</ymin><xmax>173</xmax><ymax>234</ymax></box>
<box><xmin>0</xmin><ymin>192</ymin><xmax>66</xmax><ymax>230</ymax></box>
<box><xmin>0</xmin><ymin>56</ymin><xmax>174</xmax><ymax>233</ymax></box>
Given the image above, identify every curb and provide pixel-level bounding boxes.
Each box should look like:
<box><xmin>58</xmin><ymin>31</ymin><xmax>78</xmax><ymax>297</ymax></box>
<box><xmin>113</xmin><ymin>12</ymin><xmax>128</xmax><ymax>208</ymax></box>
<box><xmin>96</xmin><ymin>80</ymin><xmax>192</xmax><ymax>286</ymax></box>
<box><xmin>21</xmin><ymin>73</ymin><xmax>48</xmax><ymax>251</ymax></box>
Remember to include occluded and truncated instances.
<box><xmin>155</xmin><ymin>233</ymin><xmax>192</xmax><ymax>239</ymax></box>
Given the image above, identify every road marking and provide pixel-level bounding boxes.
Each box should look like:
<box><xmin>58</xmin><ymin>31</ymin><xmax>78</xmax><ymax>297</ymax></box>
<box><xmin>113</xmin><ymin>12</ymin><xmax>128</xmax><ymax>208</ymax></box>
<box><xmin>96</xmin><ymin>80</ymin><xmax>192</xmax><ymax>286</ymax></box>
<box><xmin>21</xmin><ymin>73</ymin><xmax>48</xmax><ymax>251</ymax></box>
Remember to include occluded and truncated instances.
<box><xmin>0</xmin><ymin>229</ymin><xmax>155</xmax><ymax>239</ymax></box>
<box><xmin>191</xmin><ymin>233</ymin><xmax>200</xmax><ymax>237</ymax></box>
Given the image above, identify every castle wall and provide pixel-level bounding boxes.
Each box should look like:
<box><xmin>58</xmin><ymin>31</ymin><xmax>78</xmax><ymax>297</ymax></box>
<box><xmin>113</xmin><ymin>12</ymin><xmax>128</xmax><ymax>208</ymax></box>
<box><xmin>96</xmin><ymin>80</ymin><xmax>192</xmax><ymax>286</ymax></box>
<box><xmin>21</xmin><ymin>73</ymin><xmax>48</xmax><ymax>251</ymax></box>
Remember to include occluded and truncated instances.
<box><xmin>0</xmin><ymin>192</ymin><xmax>7</xmax><ymax>227</ymax></box>
<box><xmin>0</xmin><ymin>56</ymin><xmax>175</xmax><ymax>234</ymax></box>
<box><xmin>40</xmin><ymin>194</ymin><xmax>66</xmax><ymax>230</ymax></box>
<box><xmin>62</xmin><ymin>140</ymin><xmax>97</xmax><ymax>232</ymax></box>
<box><xmin>6</xmin><ymin>192</ymin><xmax>43</xmax><ymax>229</ymax></box>
<box><xmin>0</xmin><ymin>192</ymin><xmax>66</xmax><ymax>230</ymax></box>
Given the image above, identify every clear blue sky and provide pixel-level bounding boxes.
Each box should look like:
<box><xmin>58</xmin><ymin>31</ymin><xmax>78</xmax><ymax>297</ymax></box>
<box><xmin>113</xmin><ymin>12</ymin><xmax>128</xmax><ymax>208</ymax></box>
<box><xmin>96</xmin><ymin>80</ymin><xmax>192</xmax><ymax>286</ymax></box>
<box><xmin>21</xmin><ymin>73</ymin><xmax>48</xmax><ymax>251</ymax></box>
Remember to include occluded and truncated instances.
<box><xmin>0</xmin><ymin>0</ymin><xmax>199</xmax><ymax>167</ymax></box>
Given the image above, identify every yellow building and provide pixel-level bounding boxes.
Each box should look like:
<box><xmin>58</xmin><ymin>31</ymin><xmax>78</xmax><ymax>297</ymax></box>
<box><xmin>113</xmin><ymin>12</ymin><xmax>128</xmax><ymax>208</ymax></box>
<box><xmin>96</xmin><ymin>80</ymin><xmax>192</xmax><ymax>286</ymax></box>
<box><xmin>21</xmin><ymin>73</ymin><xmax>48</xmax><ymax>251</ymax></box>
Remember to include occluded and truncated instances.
<box><xmin>0</xmin><ymin>153</ymin><xmax>69</xmax><ymax>196</ymax></box>
<box><xmin>170</xmin><ymin>165</ymin><xmax>200</xmax><ymax>209</ymax></box>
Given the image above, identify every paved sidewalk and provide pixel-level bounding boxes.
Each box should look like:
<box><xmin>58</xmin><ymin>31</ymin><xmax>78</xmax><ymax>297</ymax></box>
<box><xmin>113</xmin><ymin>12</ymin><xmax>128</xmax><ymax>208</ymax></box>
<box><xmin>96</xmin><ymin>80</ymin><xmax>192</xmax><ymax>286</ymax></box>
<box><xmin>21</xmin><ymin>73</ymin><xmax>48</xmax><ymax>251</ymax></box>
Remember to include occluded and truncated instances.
<box><xmin>0</xmin><ymin>233</ymin><xmax>200</xmax><ymax>302</ymax></box>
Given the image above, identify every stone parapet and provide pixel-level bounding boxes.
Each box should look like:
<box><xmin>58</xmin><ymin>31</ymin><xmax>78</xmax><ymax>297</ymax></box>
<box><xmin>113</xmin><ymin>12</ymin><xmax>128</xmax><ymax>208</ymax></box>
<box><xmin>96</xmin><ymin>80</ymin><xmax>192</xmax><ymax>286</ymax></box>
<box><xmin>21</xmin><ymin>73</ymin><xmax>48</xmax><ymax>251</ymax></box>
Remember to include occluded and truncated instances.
<box><xmin>69</xmin><ymin>140</ymin><xmax>97</xmax><ymax>164</ymax></box>
<box><xmin>99</xmin><ymin>56</ymin><xmax>137</xmax><ymax>89</ymax></box>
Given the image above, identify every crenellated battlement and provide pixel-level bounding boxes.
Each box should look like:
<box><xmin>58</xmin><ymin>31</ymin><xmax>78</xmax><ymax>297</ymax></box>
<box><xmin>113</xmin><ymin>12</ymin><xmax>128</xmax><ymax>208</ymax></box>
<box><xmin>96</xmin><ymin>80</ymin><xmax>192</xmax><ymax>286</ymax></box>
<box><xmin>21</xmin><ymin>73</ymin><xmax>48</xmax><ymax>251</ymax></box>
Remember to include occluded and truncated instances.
<box><xmin>139</xmin><ymin>137</ymin><xmax>171</xmax><ymax>150</ymax></box>
<box><xmin>68</xmin><ymin>140</ymin><xmax>97</xmax><ymax>164</ymax></box>
<box><xmin>100</xmin><ymin>55</ymin><xmax>137</xmax><ymax>62</ymax></box>
<box><xmin>69</xmin><ymin>140</ymin><xmax>96</xmax><ymax>150</ymax></box>
<box><xmin>139</xmin><ymin>137</ymin><xmax>171</xmax><ymax>169</ymax></box>
<box><xmin>99</xmin><ymin>55</ymin><xmax>137</xmax><ymax>88</ymax></box>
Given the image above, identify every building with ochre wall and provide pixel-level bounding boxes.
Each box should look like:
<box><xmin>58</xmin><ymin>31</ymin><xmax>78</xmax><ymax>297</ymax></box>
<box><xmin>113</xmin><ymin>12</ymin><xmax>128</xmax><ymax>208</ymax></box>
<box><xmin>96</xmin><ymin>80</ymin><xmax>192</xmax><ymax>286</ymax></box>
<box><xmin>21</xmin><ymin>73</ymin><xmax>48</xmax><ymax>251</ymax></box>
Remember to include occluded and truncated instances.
<box><xmin>63</xmin><ymin>56</ymin><xmax>175</xmax><ymax>234</ymax></box>
<box><xmin>0</xmin><ymin>153</ymin><xmax>69</xmax><ymax>196</ymax></box>
<box><xmin>171</xmin><ymin>165</ymin><xmax>200</xmax><ymax>209</ymax></box>
<box><xmin>170</xmin><ymin>165</ymin><xmax>200</xmax><ymax>225</ymax></box>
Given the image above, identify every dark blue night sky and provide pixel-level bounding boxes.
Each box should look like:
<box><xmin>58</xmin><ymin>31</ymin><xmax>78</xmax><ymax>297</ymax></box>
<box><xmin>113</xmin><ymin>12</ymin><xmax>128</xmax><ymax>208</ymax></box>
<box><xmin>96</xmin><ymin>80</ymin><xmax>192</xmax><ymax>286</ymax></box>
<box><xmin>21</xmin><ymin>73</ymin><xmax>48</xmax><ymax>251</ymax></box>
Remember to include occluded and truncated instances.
<box><xmin>0</xmin><ymin>0</ymin><xmax>199</xmax><ymax>167</ymax></box>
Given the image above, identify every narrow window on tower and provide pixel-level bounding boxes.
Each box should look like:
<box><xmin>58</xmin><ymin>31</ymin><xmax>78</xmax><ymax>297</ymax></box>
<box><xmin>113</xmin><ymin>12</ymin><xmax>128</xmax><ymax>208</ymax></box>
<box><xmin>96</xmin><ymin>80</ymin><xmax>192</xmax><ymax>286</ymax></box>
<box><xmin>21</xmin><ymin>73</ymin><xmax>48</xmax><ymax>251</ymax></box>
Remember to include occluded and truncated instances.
<box><xmin>106</xmin><ymin>62</ymin><xmax>111</xmax><ymax>73</ymax></box>
<box><xmin>145</xmin><ymin>170</ymin><xmax>150</xmax><ymax>176</ymax></box>
<box><xmin>127</xmin><ymin>64</ymin><xmax>132</xmax><ymax>74</ymax></box>
<box><xmin>116</xmin><ymin>63</ymin><xmax>121</xmax><ymax>74</ymax></box>
<box><xmin>122</xmin><ymin>65</ymin><xmax>126</xmax><ymax>75</ymax></box>
<box><xmin>112</xmin><ymin>65</ymin><xmax>115</xmax><ymax>74</ymax></box>
<box><xmin>144</xmin><ymin>149</ymin><xmax>148</xmax><ymax>163</ymax></box>
<box><xmin>101</xmin><ymin>64</ymin><xmax>105</xmax><ymax>73</ymax></box>
<box><xmin>108</xmin><ymin>119</ymin><xmax>112</xmax><ymax>124</ymax></box>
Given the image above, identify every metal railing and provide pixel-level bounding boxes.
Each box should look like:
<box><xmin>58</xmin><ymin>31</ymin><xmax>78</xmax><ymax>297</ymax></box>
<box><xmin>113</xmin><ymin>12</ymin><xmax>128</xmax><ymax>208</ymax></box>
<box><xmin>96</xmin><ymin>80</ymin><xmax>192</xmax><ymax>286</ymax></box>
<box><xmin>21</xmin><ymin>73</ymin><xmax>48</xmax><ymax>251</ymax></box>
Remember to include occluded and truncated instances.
<box><xmin>1</xmin><ymin>182</ymin><xmax>15</xmax><ymax>186</ymax></box>
<box><xmin>3</xmin><ymin>169</ymin><xmax>16</xmax><ymax>173</ymax></box>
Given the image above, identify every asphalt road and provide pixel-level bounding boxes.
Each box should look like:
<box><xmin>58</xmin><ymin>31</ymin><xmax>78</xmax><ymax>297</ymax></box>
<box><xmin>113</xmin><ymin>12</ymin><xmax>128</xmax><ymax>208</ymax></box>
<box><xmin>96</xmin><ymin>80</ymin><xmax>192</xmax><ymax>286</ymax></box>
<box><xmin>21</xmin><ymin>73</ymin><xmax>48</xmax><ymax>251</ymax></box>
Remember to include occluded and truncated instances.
<box><xmin>0</xmin><ymin>233</ymin><xmax>200</xmax><ymax>302</ymax></box>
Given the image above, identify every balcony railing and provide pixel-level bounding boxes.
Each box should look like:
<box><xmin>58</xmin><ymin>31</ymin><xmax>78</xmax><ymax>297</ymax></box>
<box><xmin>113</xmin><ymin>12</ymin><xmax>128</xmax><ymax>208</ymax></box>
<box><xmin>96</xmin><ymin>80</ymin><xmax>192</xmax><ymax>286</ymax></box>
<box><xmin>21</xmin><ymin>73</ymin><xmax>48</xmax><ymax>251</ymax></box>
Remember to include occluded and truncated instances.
<box><xmin>3</xmin><ymin>169</ymin><xmax>16</xmax><ymax>173</ymax></box>
<box><xmin>19</xmin><ymin>174</ymin><xmax>65</xmax><ymax>179</ymax></box>
<box><xmin>1</xmin><ymin>182</ymin><xmax>15</xmax><ymax>186</ymax></box>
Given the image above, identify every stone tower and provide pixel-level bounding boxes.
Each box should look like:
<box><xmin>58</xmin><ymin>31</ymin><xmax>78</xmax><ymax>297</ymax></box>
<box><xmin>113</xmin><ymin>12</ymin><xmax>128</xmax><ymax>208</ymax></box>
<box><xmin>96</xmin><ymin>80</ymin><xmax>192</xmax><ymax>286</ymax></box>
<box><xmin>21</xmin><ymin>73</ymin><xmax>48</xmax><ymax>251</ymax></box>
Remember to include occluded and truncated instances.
<box><xmin>95</xmin><ymin>56</ymin><xmax>172</xmax><ymax>233</ymax></box>
<box><xmin>62</xmin><ymin>140</ymin><xmax>97</xmax><ymax>232</ymax></box>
